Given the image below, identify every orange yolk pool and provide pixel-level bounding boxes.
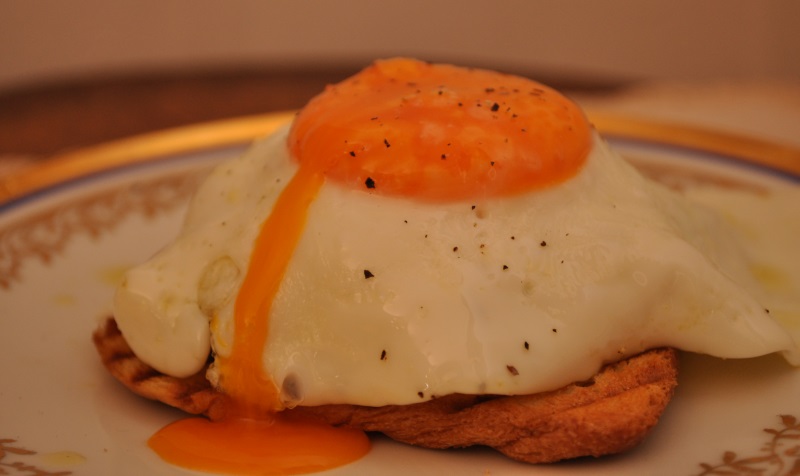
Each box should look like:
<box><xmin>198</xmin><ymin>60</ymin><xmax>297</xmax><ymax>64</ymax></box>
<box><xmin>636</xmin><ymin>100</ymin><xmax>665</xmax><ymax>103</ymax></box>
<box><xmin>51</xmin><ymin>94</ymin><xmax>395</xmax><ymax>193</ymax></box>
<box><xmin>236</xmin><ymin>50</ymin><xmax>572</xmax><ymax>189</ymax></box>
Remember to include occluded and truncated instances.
<box><xmin>149</xmin><ymin>416</ymin><xmax>370</xmax><ymax>475</ymax></box>
<box><xmin>148</xmin><ymin>58</ymin><xmax>591</xmax><ymax>475</ymax></box>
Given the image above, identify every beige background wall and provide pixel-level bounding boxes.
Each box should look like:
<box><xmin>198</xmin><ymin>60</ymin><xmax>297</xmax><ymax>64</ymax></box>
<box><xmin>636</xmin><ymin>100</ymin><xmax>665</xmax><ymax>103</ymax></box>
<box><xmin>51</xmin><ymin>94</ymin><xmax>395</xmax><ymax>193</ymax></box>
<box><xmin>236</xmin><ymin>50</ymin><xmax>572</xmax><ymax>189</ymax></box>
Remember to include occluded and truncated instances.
<box><xmin>1</xmin><ymin>0</ymin><xmax>799</xmax><ymax>91</ymax></box>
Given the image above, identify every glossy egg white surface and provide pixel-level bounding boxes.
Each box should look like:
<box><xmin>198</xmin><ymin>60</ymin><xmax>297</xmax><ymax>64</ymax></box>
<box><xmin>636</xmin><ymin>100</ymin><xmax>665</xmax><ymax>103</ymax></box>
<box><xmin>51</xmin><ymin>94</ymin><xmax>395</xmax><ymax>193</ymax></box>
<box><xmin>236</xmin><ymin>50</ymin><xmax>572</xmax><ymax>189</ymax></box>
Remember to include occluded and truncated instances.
<box><xmin>114</xmin><ymin>125</ymin><xmax>799</xmax><ymax>408</ymax></box>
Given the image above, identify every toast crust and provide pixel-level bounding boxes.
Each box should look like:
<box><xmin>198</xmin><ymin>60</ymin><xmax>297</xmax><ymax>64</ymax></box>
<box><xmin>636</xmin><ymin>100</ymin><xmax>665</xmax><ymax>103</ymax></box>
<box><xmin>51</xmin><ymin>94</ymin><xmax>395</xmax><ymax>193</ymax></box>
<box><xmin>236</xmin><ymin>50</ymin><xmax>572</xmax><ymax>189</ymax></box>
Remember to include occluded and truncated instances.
<box><xmin>92</xmin><ymin>317</ymin><xmax>678</xmax><ymax>463</ymax></box>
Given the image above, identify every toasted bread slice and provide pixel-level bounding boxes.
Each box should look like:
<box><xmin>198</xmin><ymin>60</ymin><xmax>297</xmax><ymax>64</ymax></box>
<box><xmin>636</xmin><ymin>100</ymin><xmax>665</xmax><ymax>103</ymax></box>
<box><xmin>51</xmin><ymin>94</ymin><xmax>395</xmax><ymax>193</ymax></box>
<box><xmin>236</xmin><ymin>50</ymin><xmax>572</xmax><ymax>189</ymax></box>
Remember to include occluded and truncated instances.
<box><xmin>93</xmin><ymin>317</ymin><xmax>677</xmax><ymax>463</ymax></box>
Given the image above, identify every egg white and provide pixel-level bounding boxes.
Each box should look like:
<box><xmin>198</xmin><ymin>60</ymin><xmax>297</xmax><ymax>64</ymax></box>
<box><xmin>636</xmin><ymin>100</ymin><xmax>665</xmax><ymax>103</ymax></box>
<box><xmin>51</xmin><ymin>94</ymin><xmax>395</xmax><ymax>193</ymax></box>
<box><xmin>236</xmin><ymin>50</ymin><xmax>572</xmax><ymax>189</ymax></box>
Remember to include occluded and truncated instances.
<box><xmin>114</xmin><ymin>125</ymin><xmax>799</xmax><ymax>408</ymax></box>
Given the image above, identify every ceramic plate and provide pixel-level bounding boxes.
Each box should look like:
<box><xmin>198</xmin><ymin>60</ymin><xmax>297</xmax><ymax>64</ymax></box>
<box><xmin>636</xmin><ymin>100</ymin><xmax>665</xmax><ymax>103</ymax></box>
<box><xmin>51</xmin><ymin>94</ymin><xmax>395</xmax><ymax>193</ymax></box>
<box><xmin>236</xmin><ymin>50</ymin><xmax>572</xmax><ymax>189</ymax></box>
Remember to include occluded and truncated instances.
<box><xmin>1</xmin><ymin>112</ymin><xmax>799</xmax><ymax>476</ymax></box>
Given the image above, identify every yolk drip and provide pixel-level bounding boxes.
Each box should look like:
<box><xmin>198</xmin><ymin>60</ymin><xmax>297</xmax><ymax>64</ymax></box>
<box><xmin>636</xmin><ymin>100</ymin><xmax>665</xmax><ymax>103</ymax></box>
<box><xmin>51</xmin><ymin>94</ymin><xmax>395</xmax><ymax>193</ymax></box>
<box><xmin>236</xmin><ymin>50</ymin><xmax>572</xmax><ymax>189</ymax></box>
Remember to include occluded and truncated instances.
<box><xmin>148</xmin><ymin>415</ymin><xmax>370</xmax><ymax>475</ymax></box>
<box><xmin>149</xmin><ymin>166</ymin><xmax>371</xmax><ymax>474</ymax></box>
<box><xmin>217</xmin><ymin>165</ymin><xmax>325</xmax><ymax>416</ymax></box>
<box><xmin>149</xmin><ymin>58</ymin><xmax>593</xmax><ymax>475</ymax></box>
<box><xmin>289</xmin><ymin>57</ymin><xmax>592</xmax><ymax>201</ymax></box>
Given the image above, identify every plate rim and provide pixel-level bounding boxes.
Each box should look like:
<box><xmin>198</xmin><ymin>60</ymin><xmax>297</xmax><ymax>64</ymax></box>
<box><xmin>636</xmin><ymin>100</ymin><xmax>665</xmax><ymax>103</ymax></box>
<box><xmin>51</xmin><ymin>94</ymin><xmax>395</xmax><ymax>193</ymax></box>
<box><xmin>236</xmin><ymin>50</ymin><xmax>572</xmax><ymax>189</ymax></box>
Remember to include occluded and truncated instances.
<box><xmin>1</xmin><ymin>109</ymin><xmax>799</xmax><ymax>207</ymax></box>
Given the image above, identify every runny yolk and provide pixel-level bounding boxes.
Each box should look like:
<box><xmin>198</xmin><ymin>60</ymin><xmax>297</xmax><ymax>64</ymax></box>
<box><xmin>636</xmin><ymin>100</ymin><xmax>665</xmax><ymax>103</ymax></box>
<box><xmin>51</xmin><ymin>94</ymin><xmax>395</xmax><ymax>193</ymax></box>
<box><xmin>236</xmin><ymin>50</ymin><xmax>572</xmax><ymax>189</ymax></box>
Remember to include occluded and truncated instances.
<box><xmin>148</xmin><ymin>415</ymin><xmax>370</xmax><ymax>475</ymax></box>
<box><xmin>149</xmin><ymin>58</ymin><xmax>591</xmax><ymax>475</ymax></box>
<box><xmin>148</xmin><ymin>166</ymin><xmax>372</xmax><ymax>475</ymax></box>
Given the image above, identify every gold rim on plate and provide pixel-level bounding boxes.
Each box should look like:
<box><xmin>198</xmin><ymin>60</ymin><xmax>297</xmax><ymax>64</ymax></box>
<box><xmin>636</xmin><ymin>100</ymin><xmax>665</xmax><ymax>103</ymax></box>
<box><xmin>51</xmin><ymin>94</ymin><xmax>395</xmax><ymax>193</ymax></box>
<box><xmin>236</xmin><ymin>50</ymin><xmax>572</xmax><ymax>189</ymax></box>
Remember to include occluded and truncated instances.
<box><xmin>1</xmin><ymin>110</ymin><xmax>799</xmax><ymax>206</ymax></box>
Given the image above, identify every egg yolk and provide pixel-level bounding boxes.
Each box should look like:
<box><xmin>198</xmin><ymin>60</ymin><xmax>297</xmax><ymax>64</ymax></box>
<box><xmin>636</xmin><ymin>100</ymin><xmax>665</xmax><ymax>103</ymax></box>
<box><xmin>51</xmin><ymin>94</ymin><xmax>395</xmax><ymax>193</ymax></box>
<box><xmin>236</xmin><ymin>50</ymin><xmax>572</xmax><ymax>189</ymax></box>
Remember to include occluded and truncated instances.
<box><xmin>149</xmin><ymin>416</ymin><xmax>370</xmax><ymax>475</ymax></box>
<box><xmin>289</xmin><ymin>57</ymin><xmax>591</xmax><ymax>201</ymax></box>
<box><xmin>149</xmin><ymin>58</ymin><xmax>592</xmax><ymax>475</ymax></box>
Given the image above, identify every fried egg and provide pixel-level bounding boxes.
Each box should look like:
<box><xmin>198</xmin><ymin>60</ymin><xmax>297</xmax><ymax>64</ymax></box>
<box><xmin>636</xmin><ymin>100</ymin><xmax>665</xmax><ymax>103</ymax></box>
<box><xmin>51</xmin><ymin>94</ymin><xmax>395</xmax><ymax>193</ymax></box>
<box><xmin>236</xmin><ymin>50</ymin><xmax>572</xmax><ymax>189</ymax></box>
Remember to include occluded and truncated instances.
<box><xmin>114</xmin><ymin>58</ymin><xmax>799</xmax><ymax>418</ymax></box>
